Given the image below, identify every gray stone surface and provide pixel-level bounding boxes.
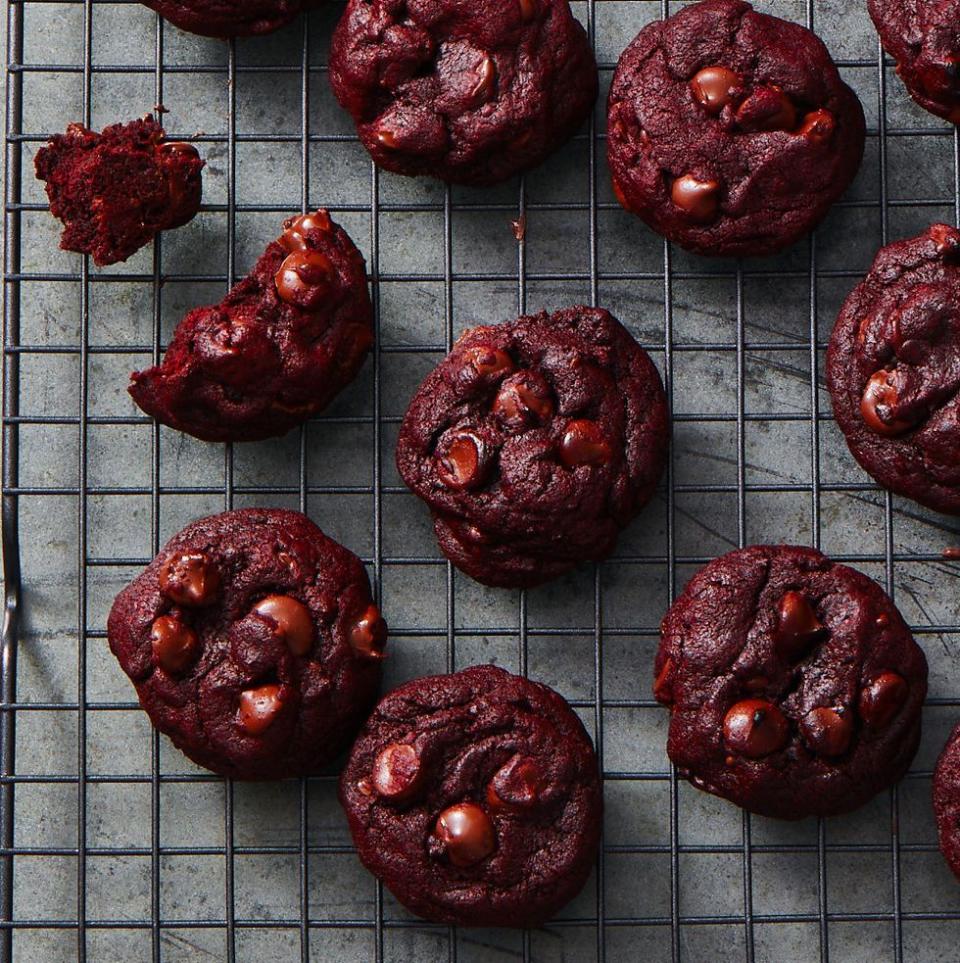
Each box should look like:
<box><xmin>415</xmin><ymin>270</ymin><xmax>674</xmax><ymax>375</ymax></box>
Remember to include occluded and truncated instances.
<box><xmin>4</xmin><ymin>0</ymin><xmax>960</xmax><ymax>960</ymax></box>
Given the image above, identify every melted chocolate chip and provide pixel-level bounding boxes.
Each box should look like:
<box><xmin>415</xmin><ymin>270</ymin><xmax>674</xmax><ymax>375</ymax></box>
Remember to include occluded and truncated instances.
<box><xmin>774</xmin><ymin>590</ymin><xmax>826</xmax><ymax>661</ymax></box>
<box><xmin>518</xmin><ymin>0</ymin><xmax>537</xmax><ymax>21</ymax></box>
<box><xmin>735</xmin><ymin>85</ymin><xmax>797</xmax><ymax>133</ymax></box>
<box><xmin>671</xmin><ymin>174</ymin><xmax>720</xmax><ymax>223</ymax></box>
<box><xmin>160</xmin><ymin>141</ymin><xmax>200</xmax><ymax>159</ymax></box>
<box><xmin>349</xmin><ymin>604</ymin><xmax>387</xmax><ymax>660</ymax></box>
<box><xmin>252</xmin><ymin>595</ymin><xmax>314</xmax><ymax>656</ymax></box>
<box><xmin>492</xmin><ymin>372</ymin><xmax>554</xmax><ymax>429</ymax></box>
<box><xmin>372</xmin><ymin>743</ymin><xmax>422</xmax><ymax>802</ymax></box>
<box><xmin>158</xmin><ymin>551</ymin><xmax>220</xmax><ymax>607</ymax></box>
<box><xmin>860</xmin><ymin>370</ymin><xmax>913</xmax><ymax>436</ymax></box>
<box><xmin>801</xmin><ymin>706</ymin><xmax>852</xmax><ymax>757</ymax></box>
<box><xmin>723</xmin><ymin>699</ymin><xmax>789</xmax><ymax>758</ymax></box>
<box><xmin>654</xmin><ymin>658</ymin><xmax>673</xmax><ymax>704</ymax></box>
<box><xmin>558</xmin><ymin>419</ymin><xmax>613</xmax><ymax>468</ymax></box>
<box><xmin>931</xmin><ymin>223</ymin><xmax>960</xmax><ymax>259</ymax></box>
<box><xmin>460</xmin><ymin>345</ymin><xmax>515</xmax><ymax>381</ymax></box>
<box><xmin>438</xmin><ymin>432</ymin><xmax>487</xmax><ymax>489</ymax></box>
<box><xmin>279</xmin><ymin>210</ymin><xmax>333</xmax><ymax>252</ymax></box>
<box><xmin>858</xmin><ymin>672</ymin><xmax>908</xmax><ymax>729</ymax></box>
<box><xmin>796</xmin><ymin>109</ymin><xmax>835</xmax><ymax>145</ymax></box>
<box><xmin>274</xmin><ymin>250</ymin><xmax>335</xmax><ymax>308</ymax></box>
<box><xmin>433</xmin><ymin>802</ymin><xmax>496</xmax><ymax>867</ymax></box>
<box><xmin>690</xmin><ymin>66</ymin><xmax>741</xmax><ymax>115</ymax></box>
<box><xmin>376</xmin><ymin>127</ymin><xmax>398</xmax><ymax>149</ymax></box>
<box><xmin>237</xmin><ymin>684</ymin><xmax>285</xmax><ymax>735</ymax></box>
<box><xmin>486</xmin><ymin>755</ymin><xmax>543</xmax><ymax>812</ymax></box>
<box><xmin>150</xmin><ymin>615</ymin><xmax>199</xmax><ymax>674</ymax></box>
<box><xmin>471</xmin><ymin>55</ymin><xmax>497</xmax><ymax>104</ymax></box>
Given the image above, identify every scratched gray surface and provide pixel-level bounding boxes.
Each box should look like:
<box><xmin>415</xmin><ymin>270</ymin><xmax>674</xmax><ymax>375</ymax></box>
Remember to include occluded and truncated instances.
<box><xmin>6</xmin><ymin>0</ymin><xmax>960</xmax><ymax>960</ymax></box>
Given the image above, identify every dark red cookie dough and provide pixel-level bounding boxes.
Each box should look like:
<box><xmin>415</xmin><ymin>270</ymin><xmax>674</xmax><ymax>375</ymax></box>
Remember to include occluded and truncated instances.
<box><xmin>395</xmin><ymin>306</ymin><xmax>669</xmax><ymax>588</ymax></box>
<box><xmin>34</xmin><ymin>117</ymin><xmax>203</xmax><ymax>267</ymax></box>
<box><xmin>129</xmin><ymin>210</ymin><xmax>373</xmax><ymax>443</ymax></box>
<box><xmin>328</xmin><ymin>0</ymin><xmax>598</xmax><ymax>186</ymax></box>
<box><xmin>107</xmin><ymin>508</ymin><xmax>387</xmax><ymax>779</ymax></box>
<box><xmin>826</xmin><ymin>224</ymin><xmax>960</xmax><ymax>515</ymax></box>
<box><xmin>140</xmin><ymin>0</ymin><xmax>315</xmax><ymax>38</ymax></box>
<box><xmin>340</xmin><ymin>664</ymin><xmax>602</xmax><ymax>927</ymax></box>
<box><xmin>655</xmin><ymin>545</ymin><xmax>927</xmax><ymax>820</ymax></box>
<box><xmin>869</xmin><ymin>0</ymin><xmax>960</xmax><ymax>125</ymax></box>
<box><xmin>934</xmin><ymin>723</ymin><xmax>960</xmax><ymax>881</ymax></box>
<box><xmin>606</xmin><ymin>0</ymin><xmax>865</xmax><ymax>258</ymax></box>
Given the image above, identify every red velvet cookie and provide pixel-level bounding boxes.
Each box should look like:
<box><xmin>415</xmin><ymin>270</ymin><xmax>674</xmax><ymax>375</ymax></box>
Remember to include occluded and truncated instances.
<box><xmin>395</xmin><ymin>306</ymin><xmax>669</xmax><ymax>588</ymax></box>
<box><xmin>869</xmin><ymin>0</ymin><xmax>960</xmax><ymax>125</ymax></box>
<box><xmin>934</xmin><ymin>723</ymin><xmax>960</xmax><ymax>881</ymax></box>
<box><xmin>129</xmin><ymin>210</ymin><xmax>373</xmax><ymax>443</ymax></box>
<box><xmin>34</xmin><ymin>117</ymin><xmax>203</xmax><ymax>267</ymax></box>
<box><xmin>107</xmin><ymin>509</ymin><xmax>387</xmax><ymax>779</ymax></box>
<box><xmin>328</xmin><ymin>0</ymin><xmax>598</xmax><ymax>186</ymax></box>
<box><xmin>340</xmin><ymin>665</ymin><xmax>602</xmax><ymax>927</ymax></box>
<box><xmin>606</xmin><ymin>0</ymin><xmax>865</xmax><ymax>257</ymax></box>
<box><xmin>140</xmin><ymin>0</ymin><xmax>316</xmax><ymax>38</ymax></box>
<box><xmin>656</xmin><ymin>545</ymin><xmax>927</xmax><ymax>820</ymax></box>
<box><xmin>826</xmin><ymin>224</ymin><xmax>960</xmax><ymax>515</ymax></box>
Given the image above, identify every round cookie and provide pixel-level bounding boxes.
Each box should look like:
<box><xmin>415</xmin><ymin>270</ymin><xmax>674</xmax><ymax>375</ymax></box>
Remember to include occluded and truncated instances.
<box><xmin>869</xmin><ymin>0</ymin><xmax>960</xmax><ymax>125</ymax></box>
<box><xmin>107</xmin><ymin>508</ymin><xmax>387</xmax><ymax>779</ymax></box>
<box><xmin>34</xmin><ymin>117</ymin><xmax>203</xmax><ymax>267</ymax></box>
<box><xmin>606</xmin><ymin>0</ymin><xmax>865</xmax><ymax>257</ymax></box>
<box><xmin>826</xmin><ymin>224</ymin><xmax>960</xmax><ymax>515</ymax></box>
<box><xmin>395</xmin><ymin>306</ymin><xmax>669</xmax><ymax>588</ymax></box>
<box><xmin>328</xmin><ymin>0</ymin><xmax>598</xmax><ymax>186</ymax></box>
<box><xmin>129</xmin><ymin>210</ymin><xmax>373</xmax><ymax>443</ymax></box>
<box><xmin>339</xmin><ymin>664</ymin><xmax>602</xmax><ymax>927</ymax></box>
<box><xmin>655</xmin><ymin>545</ymin><xmax>927</xmax><ymax>820</ymax></box>
<box><xmin>934</xmin><ymin>723</ymin><xmax>960</xmax><ymax>881</ymax></box>
<box><xmin>140</xmin><ymin>0</ymin><xmax>315</xmax><ymax>38</ymax></box>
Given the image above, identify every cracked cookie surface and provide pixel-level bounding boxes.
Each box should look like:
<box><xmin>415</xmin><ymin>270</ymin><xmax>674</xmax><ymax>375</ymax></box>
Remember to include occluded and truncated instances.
<box><xmin>395</xmin><ymin>306</ymin><xmax>669</xmax><ymax>588</ymax></box>
<box><xmin>130</xmin><ymin>209</ymin><xmax>373</xmax><ymax>443</ymax></box>
<box><xmin>340</xmin><ymin>664</ymin><xmax>602</xmax><ymax>926</ymax></box>
<box><xmin>827</xmin><ymin>224</ymin><xmax>960</xmax><ymax>515</ymax></box>
<box><xmin>606</xmin><ymin>0</ymin><xmax>865</xmax><ymax>257</ymax></box>
<box><xmin>656</xmin><ymin>545</ymin><xmax>927</xmax><ymax>819</ymax></box>
<box><xmin>328</xmin><ymin>0</ymin><xmax>598</xmax><ymax>185</ymax></box>
<box><xmin>107</xmin><ymin>508</ymin><xmax>387</xmax><ymax>779</ymax></box>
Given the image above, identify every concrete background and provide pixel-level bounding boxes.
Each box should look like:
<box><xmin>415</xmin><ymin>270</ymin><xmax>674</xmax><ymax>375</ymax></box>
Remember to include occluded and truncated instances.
<box><xmin>5</xmin><ymin>1</ymin><xmax>960</xmax><ymax>960</ymax></box>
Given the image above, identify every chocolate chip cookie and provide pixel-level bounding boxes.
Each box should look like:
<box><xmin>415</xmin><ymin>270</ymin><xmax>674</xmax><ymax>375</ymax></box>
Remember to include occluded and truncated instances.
<box><xmin>869</xmin><ymin>0</ymin><xmax>960</xmax><ymax>125</ymax></box>
<box><xmin>129</xmin><ymin>210</ymin><xmax>373</xmax><ymax>443</ymax></box>
<box><xmin>34</xmin><ymin>117</ymin><xmax>203</xmax><ymax>267</ymax></box>
<box><xmin>656</xmin><ymin>545</ymin><xmax>927</xmax><ymax>820</ymax></box>
<box><xmin>140</xmin><ymin>0</ymin><xmax>315</xmax><ymax>38</ymax></box>
<box><xmin>340</xmin><ymin>664</ymin><xmax>602</xmax><ymax>926</ymax></box>
<box><xmin>107</xmin><ymin>509</ymin><xmax>387</xmax><ymax>779</ymax></box>
<box><xmin>328</xmin><ymin>0</ymin><xmax>598</xmax><ymax>186</ymax></box>
<box><xmin>607</xmin><ymin>0</ymin><xmax>865</xmax><ymax>257</ymax></box>
<box><xmin>395</xmin><ymin>306</ymin><xmax>669</xmax><ymax>588</ymax></box>
<box><xmin>934</xmin><ymin>723</ymin><xmax>960</xmax><ymax>881</ymax></box>
<box><xmin>827</xmin><ymin>224</ymin><xmax>960</xmax><ymax>515</ymax></box>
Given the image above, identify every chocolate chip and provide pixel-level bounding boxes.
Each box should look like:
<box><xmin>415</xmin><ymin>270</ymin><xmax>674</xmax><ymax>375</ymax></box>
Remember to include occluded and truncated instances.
<box><xmin>159</xmin><ymin>551</ymin><xmax>220</xmax><ymax>607</ymax></box>
<box><xmin>433</xmin><ymin>802</ymin><xmax>496</xmax><ymax>867</ymax></box>
<box><xmin>558</xmin><ymin>419</ymin><xmax>613</xmax><ymax>468</ymax></box>
<box><xmin>486</xmin><ymin>756</ymin><xmax>543</xmax><ymax>812</ymax></box>
<box><xmin>279</xmin><ymin>210</ymin><xmax>333</xmax><ymax>252</ymax></box>
<box><xmin>150</xmin><ymin>615</ymin><xmax>199</xmax><ymax>674</ymax></box>
<box><xmin>670</xmin><ymin>174</ymin><xmax>720</xmax><ymax>223</ymax></box>
<box><xmin>875</xmin><ymin>612</ymin><xmax>890</xmax><ymax>627</ymax></box>
<box><xmin>690</xmin><ymin>66</ymin><xmax>741</xmax><ymax>114</ymax></box>
<box><xmin>723</xmin><ymin>699</ymin><xmax>789</xmax><ymax>758</ymax></box>
<box><xmin>774</xmin><ymin>590</ymin><xmax>826</xmax><ymax>661</ymax></box>
<box><xmin>858</xmin><ymin>672</ymin><xmax>908</xmax><ymax>729</ymax></box>
<box><xmin>735</xmin><ymin>85</ymin><xmax>797</xmax><ymax>132</ymax></box>
<box><xmin>860</xmin><ymin>369</ymin><xmax>912</xmax><ymax>436</ymax></box>
<box><xmin>931</xmin><ymin>223</ymin><xmax>960</xmax><ymax>259</ymax></box>
<box><xmin>376</xmin><ymin>128</ymin><xmax>398</xmax><ymax>149</ymax></box>
<box><xmin>518</xmin><ymin>0</ymin><xmax>537</xmax><ymax>21</ymax></box>
<box><xmin>801</xmin><ymin>706</ymin><xmax>852</xmax><ymax>757</ymax></box>
<box><xmin>237</xmin><ymin>683</ymin><xmax>285</xmax><ymax>735</ymax></box>
<box><xmin>160</xmin><ymin>141</ymin><xmax>200</xmax><ymax>159</ymax></box>
<box><xmin>492</xmin><ymin>372</ymin><xmax>554</xmax><ymax>429</ymax></box>
<box><xmin>372</xmin><ymin>743</ymin><xmax>422</xmax><ymax>802</ymax></box>
<box><xmin>437</xmin><ymin>432</ymin><xmax>488</xmax><ymax>489</ymax></box>
<box><xmin>274</xmin><ymin>250</ymin><xmax>335</xmax><ymax>308</ymax></box>
<box><xmin>349</xmin><ymin>604</ymin><xmax>387</xmax><ymax>660</ymax></box>
<box><xmin>460</xmin><ymin>345</ymin><xmax>515</xmax><ymax>382</ymax></box>
<box><xmin>470</xmin><ymin>55</ymin><xmax>496</xmax><ymax>104</ymax></box>
<box><xmin>796</xmin><ymin>109</ymin><xmax>835</xmax><ymax>145</ymax></box>
<box><xmin>653</xmin><ymin>658</ymin><xmax>673</xmax><ymax>704</ymax></box>
<box><xmin>252</xmin><ymin>595</ymin><xmax>314</xmax><ymax>657</ymax></box>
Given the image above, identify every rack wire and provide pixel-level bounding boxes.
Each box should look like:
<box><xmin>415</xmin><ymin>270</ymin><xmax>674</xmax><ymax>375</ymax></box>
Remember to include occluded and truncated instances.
<box><xmin>3</xmin><ymin>0</ymin><xmax>960</xmax><ymax>960</ymax></box>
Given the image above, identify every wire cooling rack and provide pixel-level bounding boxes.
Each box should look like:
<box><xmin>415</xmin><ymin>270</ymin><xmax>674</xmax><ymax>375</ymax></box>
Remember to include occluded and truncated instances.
<box><xmin>4</xmin><ymin>1</ymin><xmax>960</xmax><ymax>960</ymax></box>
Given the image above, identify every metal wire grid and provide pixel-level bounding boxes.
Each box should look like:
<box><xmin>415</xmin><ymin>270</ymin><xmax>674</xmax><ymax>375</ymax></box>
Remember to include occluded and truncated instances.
<box><xmin>2</xmin><ymin>0</ymin><xmax>960</xmax><ymax>960</ymax></box>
